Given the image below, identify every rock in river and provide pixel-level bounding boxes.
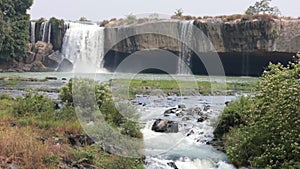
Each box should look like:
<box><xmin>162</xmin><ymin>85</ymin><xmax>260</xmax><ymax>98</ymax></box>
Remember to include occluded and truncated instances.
<box><xmin>151</xmin><ymin>119</ymin><xmax>179</xmax><ymax>133</ymax></box>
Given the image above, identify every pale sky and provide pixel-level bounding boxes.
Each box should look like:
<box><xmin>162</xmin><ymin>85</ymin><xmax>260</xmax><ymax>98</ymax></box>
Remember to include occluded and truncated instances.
<box><xmin>28</xmin><ymin>0</ymin><xmax>299</xmax><ymax>21</ymax></box>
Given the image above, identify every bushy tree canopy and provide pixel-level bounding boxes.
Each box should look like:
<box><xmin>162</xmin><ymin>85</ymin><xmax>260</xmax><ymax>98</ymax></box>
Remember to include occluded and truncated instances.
<box><xmin>215</xmin><ymin>54</ymin><xmax>300</xmax><ymax>168</ymax></box>
<box><xmin>245</xmin><ymin>0</ymin><xmax>281</xmax><ymax>16</ymax></box>
<box><xmin>0</xmin><ymin>0</ymin><xmax>33</xmax><ymax>59</ymax></box>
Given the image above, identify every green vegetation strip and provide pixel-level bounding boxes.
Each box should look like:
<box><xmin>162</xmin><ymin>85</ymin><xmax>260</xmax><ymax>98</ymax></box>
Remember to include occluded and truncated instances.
<box><xmin>111</xmin><ymin>79</ymin><xmax>257</xmax><ymax>98</ymax></box>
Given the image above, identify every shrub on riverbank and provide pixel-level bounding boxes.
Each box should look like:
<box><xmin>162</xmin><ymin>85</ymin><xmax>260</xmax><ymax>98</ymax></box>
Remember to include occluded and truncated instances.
<box><xmin>215</xmin><ymin>55</ymin><xmax>300</xmax><ymax>168</ymax></box>
<box><xmin>59</xmin><ymin>78</ymin><xmax>143</xmax><ymax>139</ymax></box>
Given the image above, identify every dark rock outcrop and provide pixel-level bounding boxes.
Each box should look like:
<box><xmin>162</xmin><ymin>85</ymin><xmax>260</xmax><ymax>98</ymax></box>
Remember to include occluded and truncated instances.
<box><xmin>57</xmin><ymin>58</ymin><xmax>73</xmax><ymax>72</ymax></box>
<box><xmin>151</xmin><ymin>119</ymin><xmax>179</xmax><ymax>133</ymax></box>
<box><xmin>167</xmin><ymin>162</ymin><xmax>179</xmax><ymax>169</ymax></box>
<box><xmin>66</xmin><ymin>134</ymin><xmax>95</xmax><ymax>147</ymax></box>
<box><xmin>103</xmin><ymin>19</ymin><xmax>299</xmax><ymax>76</ymax></box>
<box><xmin>43</xmin><ymin>51</ymin><xmax>62</xmax><ymax>68</ymax></box>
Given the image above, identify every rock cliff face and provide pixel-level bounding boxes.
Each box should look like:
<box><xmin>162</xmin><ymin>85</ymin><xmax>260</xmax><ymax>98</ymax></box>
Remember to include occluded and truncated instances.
<box><xmin>22</xmin><ymin>18</ymin><xmax>300</xmax><ymax>75</ymax></box>
<box><xmin>105</xmin><ymin>19</ymin><xmax>300</xmax><ymax>53</ymax></box>
<box><xmin>104</xmin><ymin>19</ymin><xmax>300</xmax><ymax>76</ymax></box>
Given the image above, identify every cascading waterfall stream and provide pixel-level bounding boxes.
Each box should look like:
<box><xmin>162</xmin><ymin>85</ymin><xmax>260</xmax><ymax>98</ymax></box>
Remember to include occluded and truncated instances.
<box><xmin>177</xmin><ymin>20</ymin><xmax>194</xmax><ymax>75</ymax></box>
<box><xmin>30</xmin><ymin>22</ymin><xmax>36</xmax><ymax>43</ymax></box>
<box><xmin>39</xmin><ymin>21</ymin><xmax>51</xmax><ymax>43</ymax></box>
<box><xmin>61</xmin><ymin>22</ymin><xmax>106</xmax><ymax>73</ymax></box>
<box><xmin>47</xmin><ymin>23</ymin><xmax>51</xmax><ymax>44</ymax></box>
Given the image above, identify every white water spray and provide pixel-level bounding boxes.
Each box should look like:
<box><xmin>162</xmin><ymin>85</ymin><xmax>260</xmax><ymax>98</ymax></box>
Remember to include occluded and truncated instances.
<box><xmin>177</xmin><ymin>20</ymin><xmax>194</xmax><ymax>75</ymax></box>
<box><xmin>61</xmin><ymin>22</ymin><xmax>106</xmax><ymax>73</ymax></box>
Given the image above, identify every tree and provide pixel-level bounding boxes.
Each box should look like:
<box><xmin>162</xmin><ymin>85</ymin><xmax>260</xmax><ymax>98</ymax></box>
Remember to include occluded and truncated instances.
<box><xmin>174</xmin><ymin>8</ymin><xmax>183</xmax><ymax>17</ymax></box>
<box><xmin>245</xmin><ymin>0</ymin><xmax>281</xmax><ymax>16</ymax></box>
<box><xmin>0</xmin><ymin>0</ymin><xmax>33</xmax><ymax>60</ymax></box>
<box><xmin>79</xmin><ymin>17</ymin><xmax>89</xmax><ymax>22</ymax></box>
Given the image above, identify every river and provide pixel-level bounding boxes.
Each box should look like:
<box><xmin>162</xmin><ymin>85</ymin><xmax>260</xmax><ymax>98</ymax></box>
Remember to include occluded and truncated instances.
<box><xmin>0</xmin><ymin>72</ymin><xmax>256</xmax><ymax>169</ymax></box>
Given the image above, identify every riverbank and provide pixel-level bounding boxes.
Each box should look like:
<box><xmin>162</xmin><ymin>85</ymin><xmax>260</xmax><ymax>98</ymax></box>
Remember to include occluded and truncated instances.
<box><xmin>0</xmin><ymin>73</ymin><xmax>258</xmax><ymax>168</ymax></box>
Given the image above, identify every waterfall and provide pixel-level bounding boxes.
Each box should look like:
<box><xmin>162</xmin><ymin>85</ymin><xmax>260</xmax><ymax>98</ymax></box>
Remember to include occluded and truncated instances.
<box><xmin>61</xmin><ymin>22</ymin><xmax>106</xmax><ymax>73</ymax></box>
<box><xmin>47</xmin><ymin>23</ymin><xmax>51</xmax><ymax>44</ymax></box>
<box><xmin>40</xmin><ymin>21</ymin><xmax>51</xmax><ymax>43</ymax></box>
<box><xmin>177</xmin><ymin>21</ymin><xmax>194</xmax><ymax>75</ymax></box>
<box><xmin>41</xmin><ymin>21</ymin><xmax>47</xmax><ymax>42</ymax></box>
<box><xmin>30</xmin><ymin>22</ymin><xmax>36</xmax><ymax>43</ymax></box>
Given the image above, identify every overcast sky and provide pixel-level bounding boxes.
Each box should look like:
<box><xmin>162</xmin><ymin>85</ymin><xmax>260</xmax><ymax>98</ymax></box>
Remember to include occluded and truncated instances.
<box><xmin>28</xmin><ymin>0</ymin><xmax>299</xmax><ymax>21</ymax></box>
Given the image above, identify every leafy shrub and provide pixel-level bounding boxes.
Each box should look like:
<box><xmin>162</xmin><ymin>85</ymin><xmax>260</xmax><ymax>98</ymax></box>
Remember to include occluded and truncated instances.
<box><xmin>14</xmin><ymin>92</ymin><xmax>55</xmax><ymax>120</ymax></box>
<box><xmin>174</xmin><ymin>8</ymin><xmax>183</xmax><ymax>17</ymax></box>
<box><xmin>101</xmin><ymin>20</ymin><xmax>110</xmax><ymax>27</ymax></box>
<box><xmin>0</xmin><ymin>94</ymin><xmax>13</xmax><ymax>100</ymax></box>
<box><xmin>60</xmin><ymin>79</ymin><xmax>143</xmax><ymax>138</ymax></box>
<box><xmin>216</xmin><ymin>54</ymin><xmax>300</xmax><ymax>168</ymax></box>
<box><xmin>121</xmin><ymin>120</ymin><xmax>143</xmax><ymax>138</ymax></box>
<box><xmin>213</xmin><ymin>96</ymin><xmax>250</xmax><ymax>139</ymax></box>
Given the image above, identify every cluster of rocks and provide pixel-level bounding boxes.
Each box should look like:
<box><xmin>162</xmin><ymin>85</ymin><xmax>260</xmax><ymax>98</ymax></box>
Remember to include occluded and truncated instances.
<box><xmin>0</xmin><ymin>41</ymin><xmax>73</xmax><ymax>72</ymax></box>
<box><xmin>151</xmin><ymin>104</ymin><xmax>210</xmax><ymax>134</ymax></box>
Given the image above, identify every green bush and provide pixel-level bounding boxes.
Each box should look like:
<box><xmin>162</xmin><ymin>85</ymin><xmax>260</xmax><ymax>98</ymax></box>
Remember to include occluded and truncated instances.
<box><xmin>216</xmin><ymin>55</ymin><xmax>300</xmax><ymax>168</ymax></box>
<box><xmin>213</xmin><ymin>96</ymin><xmax>250</xmax><ymax>139</ymax></box>
<box><xmin>60</xmin><ymin>78</ymin><xmax>143</xmax><ymax>138</ymax></box>
<box><xmin>14</xmin><ymin>91</ymin><xmax>55</xmax><ymax>120</ymax></box>
<box><xmin>0</xmin><ymin>94</ymin><xmax>14</xmax><ymax>100</ymax></box>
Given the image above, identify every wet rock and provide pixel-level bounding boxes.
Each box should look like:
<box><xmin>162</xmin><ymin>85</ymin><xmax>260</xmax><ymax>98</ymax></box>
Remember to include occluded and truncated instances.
<box><xmin>186</xmin><ymin>130</ymin><xmax>194</xmax><ymax>137</ymax></box>
<box><xmin>197</xmin><ymin>117</ymin><xmax>205</xmax><ymax>122</ymax></box>
<box><xmin>203</xmin><ymin>105</ymin><xmax>211</xmax><ymax>111</ymax></box>
<box><xmin>57</xmin><ymin>58</ymin><xmax>73</xmax><ymax>72</ymax></box>
<box><xmin>46</xmin><ymin>77</ymin><xmax>58</xmax><ymax>80</ymax></box>
<box><xmin>225</xmin><ymin>101</ymin><xmax>232</xmax><ymax>106</ymax></box>
<box><xmin>178</xmin><ymin>104</ymin><xmax>186</xmax><ymax>109</ymax></box>
<box><xmin>167</xmin><ymin>162</ymin><xmax>178</xmax><ymax>169</ymax></box>
<box><xmin>152</xmin><ymin>119</ymin><xmax>179</xmax><ymax>133</ymax></box>
<box><xmin>164</xmin><ymin>108</ymin><xmax>177</xmax><ymax>116</ymax></box>
<box><xmin>197</xmin><ymin>114</ymin><xmax>208</xmax><ymax>122</ymax></box>
<box><xmin>186</xmin><ymin>107</ymin><xmax>203</xmax><ymax>116</ymax></box>
<box><xmin>43</xmin><ymin>51</ymin><xmax>62</xmax><ymax>68</ymax></box>
<box><xmin>62</xmin><ymin>78</ymin><xmax>67</xmax><ymax>80</ymax></box>
<box><xmin>176</xmin><ymin>111</ymin><xmax>184</xmax><ymax>117</ymax></box>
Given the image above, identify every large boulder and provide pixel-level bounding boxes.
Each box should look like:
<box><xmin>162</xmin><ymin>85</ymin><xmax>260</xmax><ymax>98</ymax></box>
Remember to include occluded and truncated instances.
<box><xmin>151</xmin><ymin>119</ymin><xmax>179</xmax><ymax>133</ymax></box>
<box><xmin>57</xmin><ymin>58</ymin><xmax>73</xmax><ymax>72</ymax></box>
<box><xmin>34</xmin><ymin>41</ymin><xmax>54</xmax><ymax>62</ymax></box>
<box><xmin>43</xmin><ymin>51</ymin><xmax>62</xmax><ymax>68</ymax></box>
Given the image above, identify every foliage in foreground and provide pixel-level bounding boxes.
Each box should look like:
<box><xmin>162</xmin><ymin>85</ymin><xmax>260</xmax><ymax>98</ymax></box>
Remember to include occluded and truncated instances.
<box><xmin>0</xmin><ymin>78</ymin><xmax>145</xmax><ymax>168</ymax></box>
<box><xmin>215</xmin><ymin>55</ymin><xmax>300</xmax><ymax>168</ymax></box>
<box><xmin>59</xmin><ymin>78</ymin><xmax>143</xmax><ymax>139</ymax></box>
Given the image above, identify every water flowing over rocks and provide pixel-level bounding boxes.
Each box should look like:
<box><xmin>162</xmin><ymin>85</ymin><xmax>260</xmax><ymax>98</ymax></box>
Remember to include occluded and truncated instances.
<box><xmin>132</xmin><ymin>94</ymin><xmax>237</xmax><ymax>168</ymax></box>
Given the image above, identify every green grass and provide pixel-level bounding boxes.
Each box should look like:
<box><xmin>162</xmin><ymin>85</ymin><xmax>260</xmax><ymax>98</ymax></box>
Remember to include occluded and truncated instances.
<box><xmin>111</xmin><ymin>79</ymin><xmax>257</xmax><ymax>98</ymax></box>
